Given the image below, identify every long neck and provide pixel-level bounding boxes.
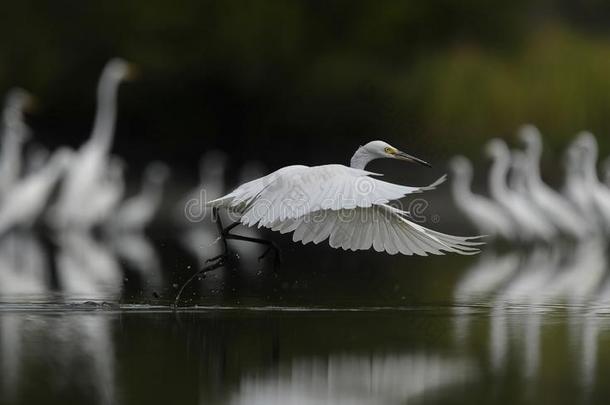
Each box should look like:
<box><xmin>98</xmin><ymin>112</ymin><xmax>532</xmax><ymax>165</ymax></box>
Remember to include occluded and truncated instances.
<box><xmin>90</xmin><ymin>74</ymin><xmax>120</xmax><ymax>153</ymax></box>
<box><xmin>142</xmin><ymin>178</ymin><xmax>164</xmax><ymax>209</ymax></box>
<box><xmin>582</xmin><ymin>149</ymin><xmax>599</xmax><ymax>186</ymax></box>
<box><xmin>0</xmin><ymin>118</ymin><xmax>26</xmax><ymax>190</ymax></box>
<box><xmin>0</xmin><ymin>134</ymin><xmax>22</xmax><ymax>190</ymax></box>
<box><xmin>350</xmin><ymin>146</ymin><xmax>375</xmax><ymax>169</ymax></box>
<box><xmin>526</xmin><ymin>143</ymin><xmax>543</xmax><ymax>184</ymax></box>
<box><xmin>451</xmin><ymin>170</ymin><xmax>473</xmax><ymax>206</ymax></box>
<box><xmin>489</xmin><ymin>152</ymin><xmax>510</xmax><ymax>200</ymax></box>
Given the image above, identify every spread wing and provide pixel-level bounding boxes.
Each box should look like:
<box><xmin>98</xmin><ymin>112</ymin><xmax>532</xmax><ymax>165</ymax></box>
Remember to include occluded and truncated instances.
<box><xmin>268</xmin><ymin>204</ymin><xmax>482</xmax><ymax>256</ymax></box>
<box><xmin>209</xmin><ymin>164</ymin><xmax>446</xmax><ymax>228</ymax></box>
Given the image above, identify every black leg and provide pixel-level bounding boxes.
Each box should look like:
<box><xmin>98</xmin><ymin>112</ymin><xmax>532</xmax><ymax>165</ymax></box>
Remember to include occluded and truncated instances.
<box><xmin>174</xmin><ymin>256</ymin><xmax>227</xmax><ymax>306</ymax></box>
<box><xmin>175</xmin><ymin>210</ymin><xmax>282</xmax><ymax>305</ymax></box>
<box><xmin>224</xmin><ymin>233</ymin><xmax>282</xmax><ymax>267</ymax></box>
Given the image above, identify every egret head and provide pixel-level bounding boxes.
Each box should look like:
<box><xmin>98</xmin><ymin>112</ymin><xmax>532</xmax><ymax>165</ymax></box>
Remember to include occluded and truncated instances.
<box><xmin>101</xmin><ymin>58</ymin><xmax>137</xmax><ymax>85</ymax></box>
<box><xmin>484</xmin><ymin>138</ymin><xmax>509</xmax><ymax>160</ymax></box>
<box><xmin>362</xmin><ymin>140</ymin><xmax>431</xmax><ymax>167</ymax></box>
<box><xmin>449</xmin><ymin>155</ymin><xmax>473</xmax><ymax>178</ymax></box>
<box><xmin>3</xmin><ymin>88</ymin><xmax>35</xmax><ymax>141</ymax></box>
<box><xmin>574</xmin><ymin>131</ymin><xmax>598</xmax><ymax>161</ymax></box>
<box><xmin>518</xmin><ymin>124</ymin><xmax>542</xmax><ymax>155</ymax></box>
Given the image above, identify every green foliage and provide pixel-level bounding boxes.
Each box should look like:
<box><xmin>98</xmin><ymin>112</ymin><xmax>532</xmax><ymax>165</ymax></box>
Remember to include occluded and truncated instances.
<box><xmin>1</xmin><ymin>1</ymin><xmax>609</xmax><ymax>165</ymax></box>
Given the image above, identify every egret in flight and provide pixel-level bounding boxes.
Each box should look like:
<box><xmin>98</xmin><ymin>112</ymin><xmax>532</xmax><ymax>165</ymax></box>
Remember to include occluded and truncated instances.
<box><xmin>175</xmin><ymin>140</ymin><xmax>482</xmax><ymax>303</ymax></box>
<box><xmin>208</xmin><ymin>141</ymin><xmax>481</xmax><ymax>259</ymax></box>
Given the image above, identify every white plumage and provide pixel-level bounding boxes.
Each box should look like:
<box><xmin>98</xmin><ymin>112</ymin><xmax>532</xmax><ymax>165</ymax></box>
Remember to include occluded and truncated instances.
<box><xmin>519</xmin><ymin>125</ymin><xmax>589</xmax><ymax>239</ymax></box>
<box><xmin>449</xmin><ymin>155</ymin><xmax>516</xmax><ymax>240</ymax></box>
<box><xmin>209</xmin><ymin>140</ymin><xmax>482</xmax><ymax>256</ymax></box>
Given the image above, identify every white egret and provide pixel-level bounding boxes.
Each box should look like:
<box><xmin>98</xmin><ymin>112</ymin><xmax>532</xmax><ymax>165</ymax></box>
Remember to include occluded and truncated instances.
<box><xmin>209</xmin><ymin>140</ymin><xmax>481</xmax><ymax>257</ymax></box>
<box><xmin>175</xmin><ymin>141</ymin><xmax>482</xmax><ymax>303</ymax></box>
<box><xmin>80</xmin><ymin>156</ymin><xmax>126</xmax><ymax>227</ymax></box>
<box><xmin>0</xmin><ymin>148</ymin><xmax>73</xmax><ymax>236</ymax></box>
<box><xmin>563</xmin><ymin>139</ymin><xmax>599</xmax><ymax>229</ymax></box>
<box><xmin>0</xmin><ymin>88</ymin><xmax>33</xmax><ymax>195</ymax></box>
<box><xmin>179</xmin><ymin>150</ymin><xmax>228</xmax><ymax>268</ymax></box>
<box><xmin>508</xmin><ymin>150</ymin><xmax>530</xmax><ymax>193</ymax></box>
<box><xmin>449</xmin><ymin>156</ymin><xmax>515</xmax><ymax>240</ymax></box>
<box><xmin>51</xmin><ymin>58</ymin><xmax>133</xmax><ymax>229</ymax></box>
<box><xmin>485</xmin><ymin>139</ymin><xmax>555</xmax><ymax>242</ymax></box>
<box><xmin>574</xmin><ymin>132</ymin><xmax>610</xmax><ymax>231</ymax></box>
<box><xmin>518</xmin><ymin>125</ymin><xmax>588</xmax><ymax>239</ymax></box>
<box><xmin>109</xmin><ymin>161</ymin><xmax>169</xmax><ymax>232</ymax></box>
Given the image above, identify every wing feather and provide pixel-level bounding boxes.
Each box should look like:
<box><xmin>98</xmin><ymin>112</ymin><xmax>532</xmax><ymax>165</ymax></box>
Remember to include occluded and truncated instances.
<box><xmin>270</xmin><ymin>204</ymin><xmax>481</xmax><ymax>256</ymax></box>
<box><xmin>209</xmin><ymin>164</ymin><xmax>445</xmax><ymax>227</ymax></box>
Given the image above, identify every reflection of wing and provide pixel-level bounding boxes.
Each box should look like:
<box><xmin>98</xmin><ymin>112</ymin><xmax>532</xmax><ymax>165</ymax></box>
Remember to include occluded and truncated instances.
<box><xmin>230</xmin><ymin>354</ymin><xmax>475</xmax><ymax>405</ymax></box>
<box><xmin>210</xmin><ymin>164</ymin><xmax>445</xmax><ymax>226</ymax></box>
<box><xmin>270</xmin><ymin>204</ymin><xmax>481</xmax><ymax>256</ymax></box>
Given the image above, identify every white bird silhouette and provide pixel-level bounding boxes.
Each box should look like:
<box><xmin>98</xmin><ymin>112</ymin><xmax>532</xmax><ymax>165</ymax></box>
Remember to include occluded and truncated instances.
<box><xmin>209</xmin><ymin>140</ymin><xmax>481</xmax><ymax>256</ymax></box>
<box><xmin>0</xmin><ymin>148</ymin><xmax>73</xmax><ymax>236</ymax></box>
<box><xmin>449</xmin><ymin>156</ymin><xmax>515</xmax><ymax>240</ymax></box>
<box><xmin>574</xmin><ymin>132</ymin><xmax>610</xmax><ymax>232</ymax></box>
<box><xmin>109</xmin><ymin>161</ymin><xmax>169</xmax><ymax>232</ymax></box>
<box><xmin>0</xmin><ymin>88</ymin><xmax>33</xmax><ymax>195</ymax></box>
<box><xmin>179</xmin><ymin>150</ymin><xmax>228</xmax><ymax>268</ymax></box>
<box><xmin>485</xmin><ymin>139</ymin><xmax>555</xmax><ymax>242</ymax></box>
<box><xmin>51</xmin><ymin>58</ymin><xmax>133</xmax><ymax>230</ymax></box>
<box><xmin>563</xmin><ymin>139</ymin><xmax>600</xmax><ymax>230</ymax></box>
<box><xmin>518</xmin><ymin>125</ymin><xmax>589</xmax><ymax>239</ymax></box>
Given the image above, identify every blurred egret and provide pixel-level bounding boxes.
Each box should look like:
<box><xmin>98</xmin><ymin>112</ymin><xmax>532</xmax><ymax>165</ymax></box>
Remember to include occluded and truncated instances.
<box><xmin>563</xmin><ymin>139</ymin><xmax>599</xmax><ymax>229</ymax></box>
<box><xmin>52</xmin><ymin>58</ymin><xmax>134</xmax><ymax>229</ymax></box>
<box><xmin>0</xmin><ymin>89</ymin><xmax>33</xmax><ymax>195</ymax></box>
<box><xmin>485</xmin><ymin>139</ymin><xmax>555</xmax><ymax>242</ymax></box>
<box><xmin>518</xmin><ymin>125</ymin><xmax>588</xmax><ymax>239</ymax></box>
<box><xmin>449</xmin><ymin>156</ymin><xmax>515</xmax><ymax>240</ymax></box>
<box><xmin>575</xmin><ymin>132</ymin><xmax>610</xmax><ymax>231</ymax></box>
<box><xmin>0</xmin><ymin>148</ymin><xmax>73</xmax><ymax>236</ymax></box>
<box><xmin>109</xmin><ymin>161</ymin><xmax>169</xmax><ymax>232</ymax></box>
<box><xmin>179</xmin><ymin>150</ymin><xmax>228</xmax><ymax>269</ymax></box>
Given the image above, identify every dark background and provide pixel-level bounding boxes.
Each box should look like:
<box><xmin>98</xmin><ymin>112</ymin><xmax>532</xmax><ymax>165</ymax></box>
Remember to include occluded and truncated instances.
<box><xmin>3</xmin><ymin>0</ymin><xmax>610</xmax><ymax>186</ymax></box>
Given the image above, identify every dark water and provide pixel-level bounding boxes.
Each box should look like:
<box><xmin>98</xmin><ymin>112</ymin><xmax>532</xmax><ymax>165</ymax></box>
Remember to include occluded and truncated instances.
<box><xmin>2</xmin><ymin>235</ymin><xmax>610</xmax><ymax>405</ymax></box>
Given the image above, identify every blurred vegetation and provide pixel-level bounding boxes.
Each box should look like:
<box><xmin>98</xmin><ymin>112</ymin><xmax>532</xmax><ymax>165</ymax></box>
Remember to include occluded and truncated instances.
<box><xmin>2</xmin><ymin>0</ymin><xmax>610</xmax><ymax>172</ymax></box>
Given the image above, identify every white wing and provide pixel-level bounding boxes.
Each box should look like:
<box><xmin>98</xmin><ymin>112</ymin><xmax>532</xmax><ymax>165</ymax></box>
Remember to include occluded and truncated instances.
<box><xmin>209</xmin><ymin>164</ymin><xmax>446</xmax><ymax>227</ymax></box>
<box><xmin>268</xmin><ymin>204</ymin><xmax>481</xmax><ymax>256</ymax></box>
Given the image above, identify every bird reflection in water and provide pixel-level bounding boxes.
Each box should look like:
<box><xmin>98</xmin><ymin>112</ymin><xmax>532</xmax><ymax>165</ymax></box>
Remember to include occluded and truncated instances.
<box><xmin>0</xmin><ymin>313</ymin><xmax>117</xmax><ymax>405</ymax></box>
<box><xmin>228</xmin><ymin>354</ymin><xmax>476</xmax><ymax>405</ymax></box>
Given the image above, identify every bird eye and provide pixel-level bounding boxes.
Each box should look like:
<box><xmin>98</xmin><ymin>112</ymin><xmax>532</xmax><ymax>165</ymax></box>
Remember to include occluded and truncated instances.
<box><xmin>384</xmin><ymin>147</ymin><xmax>393</xmax><ymax>154</ymax></box>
